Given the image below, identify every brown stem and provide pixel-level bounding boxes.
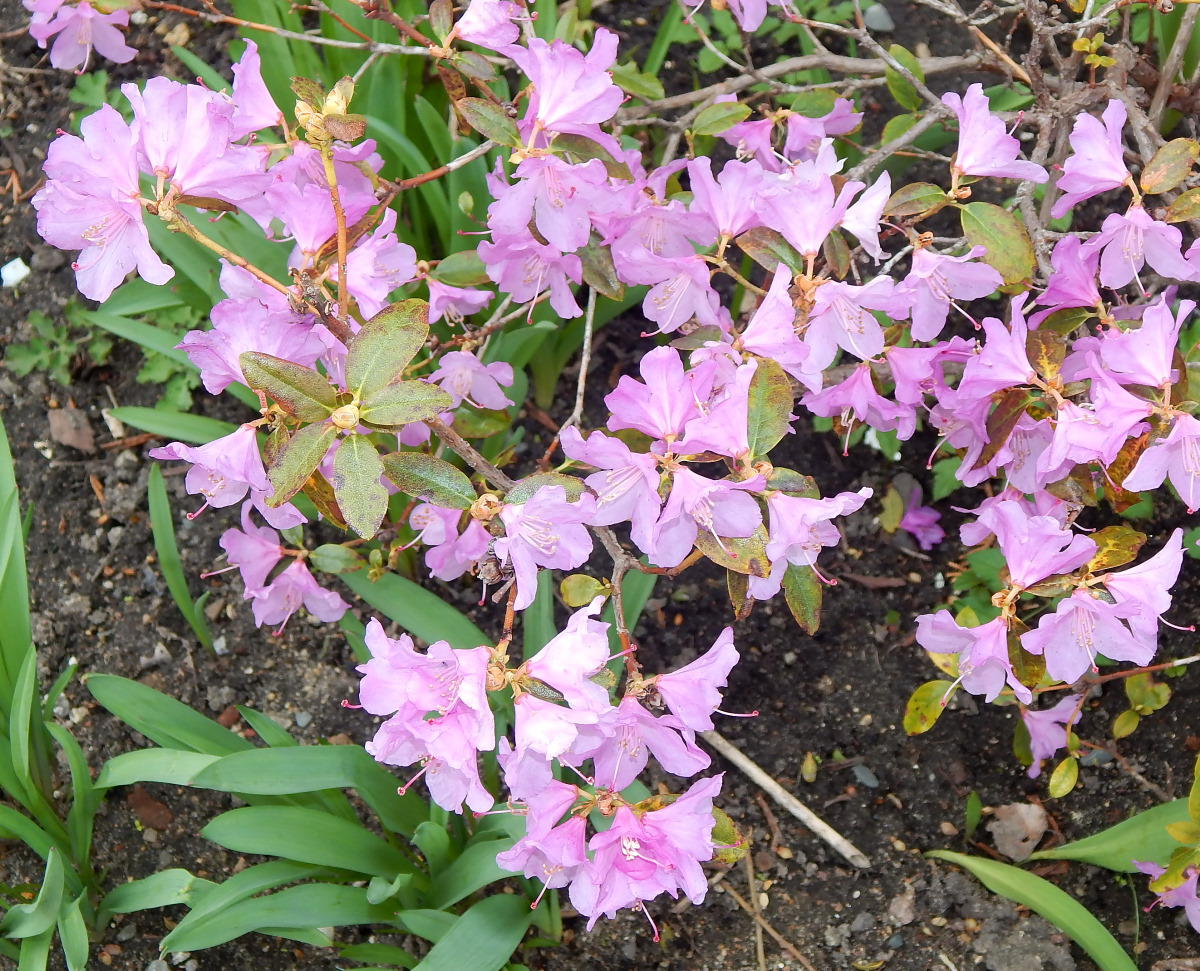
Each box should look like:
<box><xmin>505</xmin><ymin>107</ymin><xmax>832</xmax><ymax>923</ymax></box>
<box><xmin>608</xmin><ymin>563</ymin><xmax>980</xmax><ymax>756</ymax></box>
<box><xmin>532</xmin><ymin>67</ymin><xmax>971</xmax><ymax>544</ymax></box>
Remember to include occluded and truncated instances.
<box><xmin>428</xmin><ymin>417</ymin><xmax>515</xmax><ymax>492</ymax></box>
<box><xmin>319</xmin><ymin>148</ymin><xmax>351</xmax><ymax>321</ymax></box>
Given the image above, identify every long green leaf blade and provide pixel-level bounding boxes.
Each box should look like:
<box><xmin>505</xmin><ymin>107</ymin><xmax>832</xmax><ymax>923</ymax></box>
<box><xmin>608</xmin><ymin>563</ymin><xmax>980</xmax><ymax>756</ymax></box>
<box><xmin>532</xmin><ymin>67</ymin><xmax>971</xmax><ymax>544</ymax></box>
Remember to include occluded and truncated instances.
<box><xmin>1027</xmin><ymin>799</ymin><xmax>1189</xmax><ymax>871</ymax></box>
<box><xmin>412</xmin><ymin>894</ymin><xmax>533</xmax><ymax>971</ymax></box>
<box><xmin>147</xmin><ymin>465</ymin><xmax>211</xmax><ymax>648</ymax></box>
<box><xmin>925</xmin><ymin>850</ymin><xmax>1136</xmax><ymax>971</ymax></box>
<box><xmin>341</xmin><ymin>571</ymin><xmax>489</xmax><ymax>650</ymax></box>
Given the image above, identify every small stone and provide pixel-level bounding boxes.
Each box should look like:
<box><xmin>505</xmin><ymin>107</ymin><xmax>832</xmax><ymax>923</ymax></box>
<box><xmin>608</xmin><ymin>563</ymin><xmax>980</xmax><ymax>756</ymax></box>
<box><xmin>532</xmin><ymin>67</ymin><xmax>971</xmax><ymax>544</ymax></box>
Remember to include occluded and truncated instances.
<box><xmin>294</xmin><ymin>711</ymin><xmax>313</xmax><ymax>728</ymax></box>
<box><xmin>2</xmin><ymin>257</ymin><xmax>30</xmax><ymax>288</ymax></box>
<box><xmin>217</xmin><ymin>705</ymin><xmax>241</xmax><ymax>728</ymax></box>
<box><xmin>115</xmin><ymin>922</ymin><xmax>137</xmax><ymax>942</ymax></box>
<box><xmin>206</xmin><ymin>685</ymin><xmax>236</xmax><ymax>712</ymax></box>
<box><xmin>157</xmin><ymin>850</ymin><xmax>174</xmax><ymax>867</ymax></box>
<box><xmin>142</xmin><ymin>828</ymin><xmax>159</xmax><ymax>843</ymax></box>
<box><xmin>886</xmin><ymin>933</ymin><xmax>904</xmax><ymax>949</ymax></box>
<box><xmin>30</xmin><ymin>246</ymin><xmax>66</xmax><ymax>272</ymax></box>
<box><xmin>862</xmin><ymin>2</ymin><xmax>895</xmax><ymax>31</ymax></box>
<box><xmin>887</xmin><ymin>886</ymin><xmax>917</xmax><ymax>926</ymax></box>
<box><xmin>851</xmin><ymin>764</ymin><xmax>880</xmax><ymax>788</ymax></box>
<box><xmin>168</xmin><ymin>952</ymin><xmax>191</xmax><ymax>966</ymax></box>
<box><xmin>138</xmin><ymin>643</ymin><xmax>172</xmax><ymax>671</ymax></box>
<box><xmin>212</xmin><ymin>635</ymin><xmax>228</xmax><ymax>656</ymax></box>
<box><xmin>147</xmin><ymin>961</ymin><xmax>170</xmax><ymax>971</ymax></box>
<box><xmin>850</xmin><ymin>912</ymin><xmax>877</xmax><ymax>934</ymax></box>
<box><xmin>939</xmin><ymin>821</ymin><xmax>959</xmax><ymax>836</ymax></box>
<box><xmin>184</xmin><ymin>963</ymin><xmax>199</xmax><ymax>971</ymax></box>
<box><xmin>70</xmin><ymin>706</ymin><xmax>89</xmax><ymax>724</ymax></box>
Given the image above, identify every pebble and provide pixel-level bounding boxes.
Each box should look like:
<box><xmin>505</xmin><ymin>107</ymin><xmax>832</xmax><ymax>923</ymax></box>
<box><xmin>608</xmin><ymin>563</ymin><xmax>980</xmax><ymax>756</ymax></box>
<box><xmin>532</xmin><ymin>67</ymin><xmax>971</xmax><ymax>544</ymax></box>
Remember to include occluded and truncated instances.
<box><xmin>862</xmin><ymin>2</ymin><xmax>896</xmax><ymax>31</ymax></box>
<box><xmin>294</xmin><ymin>711</ymin><xmax>313</xmax><ymax>728</ymax></box>
<box><xmin>212</xmin><ymin>635</ymin><xmax>228</xmax><ymax>656</ymax></box>
<box><xmin>850</xmin><ymin>912</ymin><xmax>877</xmax><ymax>934</ymax></box>
<box><xmin>147</xmin><ymin>961</ymin><xmax>170</xmax><ymax>971</ymax></box>
<box><xmin>851</xmin><ymin>764</ymin><xmax>880</xmax><ymax>788</ymax></box>
<box><xmin>1</xmin><ymin>257</ymin><xmax>30</xmax><ymax>288</ymax></box>
<box><xmin>886</xmin><ymin>933</ymin><xmax>904</xmax><ymax>949</ymax></box>
<box><xmin>157</xmin><ymin>850</ymin><xmax>174</xmax><ymax>867</ymax></box>
<box><xmin>115</xmin><ymin>922</ymin><xmax>137</xmax><ymax>942</ymax></box>
<box><xmin>30</xmin><ymin>246</ymin><xmax>66</xmax><ymax>272</ymax></box>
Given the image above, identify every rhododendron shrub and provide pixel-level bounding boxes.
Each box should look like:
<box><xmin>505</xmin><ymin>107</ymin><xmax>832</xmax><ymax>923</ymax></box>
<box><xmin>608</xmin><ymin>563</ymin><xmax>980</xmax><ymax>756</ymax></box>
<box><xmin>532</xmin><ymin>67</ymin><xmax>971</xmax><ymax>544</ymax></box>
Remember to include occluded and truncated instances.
<box><xmin>28</xmin><ymin>0</ymin><xmax>1200</xmax><ymax>939</ymax></box>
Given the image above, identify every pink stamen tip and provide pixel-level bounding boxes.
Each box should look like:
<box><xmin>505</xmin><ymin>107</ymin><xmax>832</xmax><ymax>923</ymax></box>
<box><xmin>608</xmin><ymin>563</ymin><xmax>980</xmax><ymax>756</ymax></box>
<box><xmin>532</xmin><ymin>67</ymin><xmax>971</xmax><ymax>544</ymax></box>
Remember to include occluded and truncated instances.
<box><xmin>187</xmin><ymin>499</ymin><xmax>211</xmax><ymax>520</ymax></box>
<box><xmin>340</xmin><ymin>699</ymin><xmax>363</xmax><ymax>709</ymax></box>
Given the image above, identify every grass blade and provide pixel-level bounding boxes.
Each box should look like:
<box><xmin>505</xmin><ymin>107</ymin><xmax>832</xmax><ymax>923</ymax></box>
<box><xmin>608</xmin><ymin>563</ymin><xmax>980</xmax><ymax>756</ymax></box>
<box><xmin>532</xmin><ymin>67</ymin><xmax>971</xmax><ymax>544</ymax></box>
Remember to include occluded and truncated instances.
<box><xmin>147</xmin><ymin>465</ymin><xmax>213</xmax><ymax>649</ymax></box>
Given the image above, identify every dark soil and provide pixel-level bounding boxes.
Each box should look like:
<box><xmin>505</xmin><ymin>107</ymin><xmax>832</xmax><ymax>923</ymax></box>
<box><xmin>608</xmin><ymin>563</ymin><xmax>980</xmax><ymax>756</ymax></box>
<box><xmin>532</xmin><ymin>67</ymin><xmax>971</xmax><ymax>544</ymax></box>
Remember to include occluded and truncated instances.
<box><xmin>1</xmin><ymin>0</ymin><xmax>1199</xmax><ymax>969</ymax></box>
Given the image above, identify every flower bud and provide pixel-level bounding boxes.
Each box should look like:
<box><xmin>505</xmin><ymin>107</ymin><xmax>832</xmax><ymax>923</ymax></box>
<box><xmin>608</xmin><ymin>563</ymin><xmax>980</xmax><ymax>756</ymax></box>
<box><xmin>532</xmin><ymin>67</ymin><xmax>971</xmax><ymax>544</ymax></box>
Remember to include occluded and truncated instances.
<box><xmin>330</xmin><ymin>404</ymin><xmax>360</xmax><ymax>429</ymax></box>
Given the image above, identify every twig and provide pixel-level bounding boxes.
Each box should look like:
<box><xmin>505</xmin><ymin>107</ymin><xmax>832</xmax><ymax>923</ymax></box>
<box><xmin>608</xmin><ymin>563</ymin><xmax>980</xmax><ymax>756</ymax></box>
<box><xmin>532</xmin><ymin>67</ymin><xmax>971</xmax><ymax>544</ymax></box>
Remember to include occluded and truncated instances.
<box><xmin>847</xmin><ymin>110</ymin><xmax>945</xmax><ymax>180</ymax></box>
<box><xmin>969</xmin><ymin>25</ymin><xmax>1032</xmax><ymax>83</ymax></box>
<box><xmin>743</xmin><ymin>853</ymin><xmax>767</xmax><ymax>971</ymax></box>
<box><xmin>754</xmin><ymin>792</ymin><xmax>785</xmax><ymax>851</ymax></box>
<box><xmin>561</xmin><ymin>287</ymin><xmax>597</xmax><ymax>435</ymax></box>
<box><xmin>701</xmin><ymin>730</ymin><xmax>871</xmax><ymax>868</ymax></box>
<box><xmin>1150</xmin><ymin>4</ymin><xmax>1199</xmax><ymax>128</ymax></box>
<box><xmin>715</xmin><ymin>878</ymin><xmax>818</xmax><ymax>971</ymax></box>
<box><xmin>384</xmin><ymin>139</ymin><xmax>496</xmax><ymax>192</ymax></box>
<box><xmin>428</xmin><ymin>417</ymin><xmax>514</xmax><ymax>491</ymax></box>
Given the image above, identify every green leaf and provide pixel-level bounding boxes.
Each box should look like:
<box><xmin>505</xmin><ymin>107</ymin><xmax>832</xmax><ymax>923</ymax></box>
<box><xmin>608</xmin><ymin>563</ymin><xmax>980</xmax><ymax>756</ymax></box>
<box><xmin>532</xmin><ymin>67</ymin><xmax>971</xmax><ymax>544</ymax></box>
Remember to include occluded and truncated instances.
<box><xmin>960</xmin><ymin>202</ymin><xmax>1035</xmax><ymax>286</ymax></box>
<box><xmin>883</xmin><ymin>182</ymin><xmax>948</xmax><ymax>218</ymax></box>
<box><xmin>782</xmin><ymin>562</ymin><xmax>822</xmax><ymax>634</ymax></box>
<box><xmin>609</xmin><ymin>60</ymin><xmax>664</xmax><ymax>101</ymax></box>
<box><xmin>96</xmin><ymin>749</ymin><xmax>221</xmax><ymax>788</ymax></box>
<box><xmin>693</xmin><ymin>525</ymin><xmax>770</xmax><ymax>578</ymax></box>
<box><xmin>429</xmin><ymin>250</ymin><xmax>491</xmax><ymax>288</ymax></box>
<box><xmin>734</xmin><ymin>228</ymin><xmax>805</xmax><ymax>273</ymax></box>
<box><xmin>309</xmin><ymin>544</ymin><xmax>365</xmax><ymax>575</ymax></box>
<box><xmin>0</xmin><ymin>848</ymin><xmax>64</xmax><ymax>938</ymax></box>
<box><xmin>428</xmin><ymin>837</ymin><xmax>516</xmax><ymax>909</ymax></box>
<box><xmin>381</xmin><ymin>452</ymin><xmax>476</xmax><ymax>509</ymax></box>
<box><xmin>456</xmin><ymin>98</ymin><xmax>522</xmax><ymax>149</ymax></box>
<box><xmin>239</xmin><ymin>352</ymin><xmax>337</xmax><ymax>421</ymax></box>
<box><xmin>8</xmin><ymin>649</ymin><xmax>37</xmax><ymax>802</ymax></box>
<box><xmin>412</xmin><ymin>894</ymin><xmax>535</xmax><ymax>971</ymax></box>
<box><xmin>360</xmin><ymin>381</ymin><xmax>453</xmax><ymax>427</ymax></box>
<box><xmin>346</xmin><ymin>299</ymin><xmax>430</xmax><ymax>399</ymax></box>
<box><xmin>87</xmin><ymin>674</ymin><xmax>252</xmax><ymax>755</ymax></box>
<box><xmin>159</xmin><ymin>882</ymin><xmax>398</xmax><ymax>952</ymax></box>
<box><xmin>107</xmin><ymin>407</ymin><xmax>237</xmax><ymax>445</ymax></box>
<box><xmin>1027</xmin><ymin>799</ymin><xmax>1189</xmax><ymax>871</ymax></box>
<box><xmin>147</xmin><ymin>465</ymin><xmax>211</xmax><ymax>648</ymax></box>
<box><xmin>1111</xmin><ymin>709</ymin><xmax>1140</xmax><ymax>739</ymax></box>
<box><xmin>202</xmin><ymin>806</ymin><xmax>414</xmax><ymax>878</ymax></box>
<box><xmin>505</xmin><ymin>472</ymin><xmax>588</xmax><ymax>504</ymax></box>
<box><xmin>185</xmin><ymin>745</ymin><xmax>409</xmax><ymax>800</ymax></box>
<box><xmin>560</xmin><ymin>574</ymin><xmax>609</xmax><ymax>608</ymax></box>
<box><xmin>691</xmin><ymin>101</ymin><xmax>752</xmax><ymax>136</ymax></box>
<box><xmin>339</xmin><ymin>942</ymin><xmax>419</xmax><ymax>968</ymax></box>
<box><xmin>925</xmin><ymin>850</ymin><xmax>1137</xmax><ymax>971</ymax></box>
<box><xmin>160</xmin><ymin>861</ymin><xmax>328</xmax><ymax>952</ymax></box>
<box><xmin>578</xmin><ymin>234</ymin><xmax>624</xmax><ymax>301</ymax></box>
<box><xmin>341</xmin><ymin>571</ymin><xmax>489</xmax><ymax>650</ymax></box>
<box><xmin>330</xmin><ymin>435</ymin><xmax>388</xmax><ymax>539</ymax></box>
<box><xmin>56</xmin><ymin>894</ymin><xmax>88</xmax><ymax>971</ymax></box>
<box><xmin>266</xmin><ymin>422</ymin><xmax>339</xmax><ymax>507</ymax></box>
<box><xmin>904</xmin><ymin>680</ymin><xmax>952</xmax><ymax>735</ymax></box>
<box><xmin>884</xmin><ymin>44</ymin><xmax>925</xmax><ymax>112</ymax></box>
<box><xmin>16</xmin><ymin>926</ymin><xmax>52</xmax><ymax>971</ymax></box>
<box><xmin>1191</xmin><ymin>758</ymin><xmax>1200</xmax><ymax>826</ymax></box>
<box><xmin>964</xmin><ymin>791</ymin><xmax>983</xmax><ymax>841</ymax></box>
<box><xmin>1139</xmin><ymin>137</ymin><xmax>1198</xmax><ymax>194</ymax></box>
<box><xmin>744</xmin><ymin>358</ymin><xmax>794</xmax><ymax>460</ymax></box>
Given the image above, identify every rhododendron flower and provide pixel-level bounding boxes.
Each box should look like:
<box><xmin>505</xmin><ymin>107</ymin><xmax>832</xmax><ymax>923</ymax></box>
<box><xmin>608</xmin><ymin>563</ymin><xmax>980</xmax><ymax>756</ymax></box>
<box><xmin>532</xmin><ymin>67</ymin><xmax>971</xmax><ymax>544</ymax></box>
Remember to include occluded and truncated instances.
<box><xmin>335</xmin><ymin>208</ymin><xmax>418</xmax><ymax>317</ymax></box>
<box><xmin>454</xmin><ymin>0</ymin><xmax>523</xmax><ymax>52</ymax></box>
<box><xmin>495</xmin><ymin>486</ymin><xmax>597</xmax><ymax>610</ymax></box>
<box><xmin>955</xmin><ymin>300</ymin><xmax>1037</xmax><ymax>400</ymax></box>
<box><xmin>1021</xmin><ymin>694</ymin><xmax>1082</xmax><ymax>778</ymax></box>
<box><xmin>783</xmin><ymin>99</ymin><xmax>860</xmax><ymax>163</ymax></box>
<box><xmin>149</xmin><ymin>424</ymin><xmax>270</xmax><ymax>516</ymax></box>
<box><xmin>1022</xmin><ymin>588</ymin><xmax>1152</xmax><ymax>683</ymax></box>
<box><xmin>218</xmin><ymin>504</ymin><xmax>284</xmax><ymax>592</ymax></box>
<box><xmin>249</xmin><ymin>559</ymin><xmax>348</xmax><ymax>632</ymax></box>
<box><xmin>802</xmin><ymin>365</ymin><xmax>917</xmax><ymax>442</ymax></box>
<box><xmin>969</xmin><ymin>497</ymin><xmax>1096</xmax><ymax>589</ymax></box>
<box><xmin>1034</xmin><ymin>235</ymin><xmax>1101</xmax><ymax>319</ymax></box>
<box><xmin>426</xmin><ymin>278</ymin><xmax>493</xmax><ymax>323</ymax></box>
<box><xmin>674</xmin><ymin>359</ymin><xmax>763</xmax><ymax>459</ymax></box>
<box><xmin>915</xmin><ymin>613</ymin><xmax>1031</xmax><ymax>703</ymax></box>
<box><xmin>649</xmin><ymin>469</ymin><xmax>763</xmax><ymax>569</ymax></box>
<box><xmin>425</xmin><ymin>518</ymin><xmax>491</xmax><ymax>582</ymax></box>
<box><xmin>560</xmin><ymin>426</ymin><xmax>662</xmax><ymax>553</ymax></box>
<box><xmin>1122</xmin><ymin>413</ymin><xmax>1200</xmax><ymax>512</ymax></box>
<box><xmin>1103</xmin><ymin>528</ymin><xmax>1185</xmax><ymax>644</ymax></box>
<box><xmin>1136</xmin><ymin>862</ymin><xmax>1200</xmax><ymax>932</ymax></box>
<box><xmin>428</xmin><ymin>351</ymin><xmax>514</xmax><ymax>410</ymax></box>
<box><xmin>523</xmin><ymin>598</ymin><xmax>613</xmax><ymax>711</ymax></box>
<box><xmin>903</xmin><ymin>245</ymin><xmax>1003</xmax><ymax>342</ymax></box>
<box><xmin>621</xmin><ymin>249</ymin><xmax>724</xmax><ymax>335</ymax></box>
<box><xmin>941</xmin><ymin>84</ymin><xmax>1047</xmax><ymax>183</ymax></box>
<box><xmin>1082</xmin><ymin>205</ymin><xmax>1196</xmax><ymax>292</ymax></box>
<box><xmin>571</xmin><ymin>774</ymin><xmax>723</xmax><ymax>929</ymax></box>
<box><xmin>687</xmin><ymin>157</ymin><xmax>768</xmax><ymax>240</ymax></box>
<box><xmin>803</xmin><ymin>277</ymin><xmax>907</xmax><ymax>369</ymax></box>
<box><xmin>1096</xmin><ymin>296</ymin><xmax>1191</xmax><ymax>387</ymax></box>
<box><xmin>479</xmin><ymin>232</ymin><xmax>583</xmax><ymax>318</ymax></box>
<box><xmin>509</xmin><ymin>28</ymin><xmax>623</xmax><ymax>140</ymax></box>
<box><xmin>30</xmin><ymin>0</ymin><xmax>135</xmax><ymax>71</ymax></box>
<box><xmin>489</xmin><ymin>156</ymin><xmax>609</xmax><ymax>253</ymax></box>
<box><xmin>33</xmin><ymin>104</ymin><xmax>173</xmax><ymax>302</ymax></box>
<box><xmin>899</xmin><ymin>490</ymin><xmax>944</xmax><ymax>551</ymax></box>
<box><xmin>738</xmin><ymin>264</ymin><xmax>821</xmax><ymax>390</ymax></box>
<box><xmin>1051</xmin><ymin>100</ymin><xmax>1131</xmax><ymax>218</ymax></box>
<box><xmin>586</xmin><ymin>695</ymin><xmax>711</xmax><ymax>791</ymax></box>
<box><xmin>647</xmin><ymin>628</ymin><xmax>739</xmax><ymax>732</ymax></box>
<box><xmin>604</xmin><ymin>346</ymin><xmax>715</xmax><ymax>446</ymax></box>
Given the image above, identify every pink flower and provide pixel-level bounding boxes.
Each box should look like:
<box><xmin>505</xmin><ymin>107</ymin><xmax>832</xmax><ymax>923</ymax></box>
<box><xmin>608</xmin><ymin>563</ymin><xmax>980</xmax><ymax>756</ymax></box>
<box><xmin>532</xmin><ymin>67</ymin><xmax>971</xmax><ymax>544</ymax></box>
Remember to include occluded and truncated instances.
<box><xmin>942</xmin><ymin>84</ymin><xmax>1047</xmax><ymax>183</ymax></box>
<box><xmin>218</xmin><ymin>504</ymin><xmax>284</xmax><ymax>592</ymax></box>
<box><xmin>1135</xmin><ymin>862</ymin><xmax>1200</xmax><ymax>933</ymax></box>
<box><xmin>426</xmin><ymin>519</ymin><xmax>491</xmax><ymax>582</ymax></box>
<box><xmin>509</xmin><ymin>28</ymin><xmax>623</xmax><ymax>140</ymax></box>
<box><xmin>32</xmin><ymin>105</ymin><xmax>173</xmax><ymax>302</ymax></box>
<box><xmin>495</xmin><ymin>486</ymin><xmax>597</xmax><ymax>610</ymax></box>
<box><xmin>674</xmin><ymin>359</ymin><xmax>765</xmax><ymax>460</ymax></box>
<box><xmin>604</xmin><ymin>346</ymin><xmax>715</xmax><ymax>446</ymax></box>
<box><xmin>454</xmin><ymin>0</ymin><xmax>523</xmax><ymax>52</ymax></box>
<box><xmin>915</xmin><ymin>613</ymin><xmax>1031</xmax><ymax>703</ymax></box>
<box><xmin>899</xmin><ymin>496</ymin><xmax>944</xmax><ymax>551</ymax></box>
<box><xmin>489</xmin><ymin>156</ymin><xmax>608</xmax><ymax>254</ymax></box>
<box><xmin>955</xmin><ymin>299</ymin><xmax>1036</xmax><ymax>399</ymax></box>
<box><xmin>1022</xmin><ymin>589</ymin><xmax>1151</xmax><ymax>684</ymax></box>
<box><xmin>802</xmin><ymin>364</ymin><xmax>917</xmax><ymax>442</ymax></box>
<box><xmin>478</xmin><ymin>232</ymin><xmax>583</xmax><ymax>319</ymax></box>
<box><xmin>803</xmin><ymin>277</ymin><xmax>907</xmax><ymax>369</ymax></box>
<box><xmin>649</xmin><ymin>469</ymin><xmax>763</xmax><ymax>569</ymax></box>
<box><xmin>586</xmin><ymin>695</ymin><xmax>710</xmax><ymax>791</ymax></box>
<box><xmin>560</xmin><ymin>426</ymin><xmax>662</xmax><ymax>554</ymax></box>
<box><xmin>524</xmin><ymin>598</ymin><xmax>613</xmax><ymax>711</ymax></box>
<box><xmin>620</xmin><ymin>249</ymin><xmax>724</xmax><ymax>335</ymax></box>
<box><xmin>970</xmin><ymin>497</ymin><xmax>1095</xmax><ymax>589</ymax></box>
<box><xmin>228</xmin><ymin>41</ymin><xmax>284</xmax><ymax>138</ymax></box>
<box><xmin>335</xmin><ymin>208</ymin><xmax>418</xmax><ymax>317</ymax></box>
<box><xmin>30</xmin><ymin>0</ymin><xmax>135</xmax><ymax>71</ymax></box>
<box><xmin>1082</xmin><ymin>205</ymin><xmax>1196</xmax><ymax>292</ymax></box>
<box><xmin>1097</xmin><ymin>295</ymin><xmax>1192</xmax><ymax>387</ymax></box>
<box><xmin>249</xmin><ymin>559</ymin><xmax>348</xmax><ymax>632</ymax></box>
<box><xmin>1122</xmin><ymin>413</ymin><xmax>1200</xmax><ymax>513</ymax></box>
<box><xmin>738</xmin><ymin>265</ymin><xmax>820</xmax><ymax>389</ymax></box>
<box><xmin>1021</xmin><ymin>695</ymin><xmax>1081</xmax><ymax>778</ymax></box>
<box><xmin>1104</xmin><ymin>529</ymin><xmax>1185</xmax><ymax>647</ymax></box>
<box><xmin>1051</xmin><ymin>100</ymin><xmax>1131</xmax><ymax>219</ymax></box>
<box><xmin>428</xmin><ymin>351</ymin><xmax>514</xmax><ymax>410</ymax></box>
<box><xmin>903</xmin><ymin>245</ymin><xmax>1003</xmax><ymax>342</ymax></box>
<box><xmin>647</xmin><ymin>628</ymin><xmax>739</xmax><ymax>732</ymax></box>
<box><xmin>687</xmin><ymin>157</ymin><xmax>768</xmax><ymax>240</ymax></box>
<box><xmin>426</xmin><ymin>278</ymin><xmax>492</xmax><ymax>324</ymax></box>
<box><xmin>149</xmin><ymin>424</ymin><xmax>270</xmax><ymax>517</ymax></box>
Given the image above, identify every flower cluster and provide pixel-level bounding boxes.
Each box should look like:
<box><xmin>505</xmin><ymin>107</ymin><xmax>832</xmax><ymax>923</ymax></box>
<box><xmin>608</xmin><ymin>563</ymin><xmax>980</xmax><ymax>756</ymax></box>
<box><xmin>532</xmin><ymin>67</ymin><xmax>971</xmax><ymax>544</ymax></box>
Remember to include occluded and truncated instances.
<box><xmin>358</xmin><ymin>600</ymin><xmax>741</xmax><ymax>932</ymax></box>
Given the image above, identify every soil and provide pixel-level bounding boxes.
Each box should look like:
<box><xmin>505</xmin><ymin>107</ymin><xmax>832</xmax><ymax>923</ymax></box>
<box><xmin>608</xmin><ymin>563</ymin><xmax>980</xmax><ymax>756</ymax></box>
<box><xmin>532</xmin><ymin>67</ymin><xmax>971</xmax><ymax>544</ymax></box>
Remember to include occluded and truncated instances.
<box><xmin>1</xmin><ymin>0</ymin><xmax>1199</xmax><ymax>970</ymax></box>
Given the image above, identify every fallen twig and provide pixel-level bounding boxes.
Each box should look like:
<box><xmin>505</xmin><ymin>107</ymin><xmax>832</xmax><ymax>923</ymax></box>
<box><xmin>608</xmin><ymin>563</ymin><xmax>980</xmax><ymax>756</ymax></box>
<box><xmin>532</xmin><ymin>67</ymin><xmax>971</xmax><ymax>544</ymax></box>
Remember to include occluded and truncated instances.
<box><xmin>702</xmin><ymin>730</ymin><xmax>872</xmax><ymax>868</ymax></box>
<box><xmin>716</xmin><ymin>877</ymin><xmax>818</xmax><ymax>971</ymax></box>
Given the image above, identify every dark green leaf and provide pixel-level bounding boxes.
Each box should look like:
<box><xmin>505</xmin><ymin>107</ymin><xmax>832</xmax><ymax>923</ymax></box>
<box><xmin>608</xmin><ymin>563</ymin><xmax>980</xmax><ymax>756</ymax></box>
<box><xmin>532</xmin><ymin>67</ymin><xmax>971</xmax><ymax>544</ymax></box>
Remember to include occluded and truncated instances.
<box><xmin>310</xmin><ymin>544</ymin><xmax>365</xmax><ymax>574</ymax></box>
<box><xmin>884</xmin><ymin>44</ymin><xmax>925</xmax><ymax>112</ymax></box>
<box><xmin>734</xmin><ymin>228</ymin><xmax>804</xmax><ymax>273</ymax></box>
<box><xmin>609</xmin><ymin>60</ymin><xmax>664</xmax><ymax>101</ymax></box>
<box><xmin>201</xmin><ymin>806</ymin><xmax>414</xmax><ymax>878</ymax></box>
<box><xmin>960</xmin><ymin>202</ymin><xmax>1035</xmax><ymax>286</ymax></box>
<box><xmin>456</xmin><ymin>98</ymin><xmax>522</xmax><ymax>149</ymax></box>
<box><xmin>505</xmin><ymin>472</ymin><xmax>588</xmax><ymax>504</ymax></box>
<box><xmin>360</xmin><ymin>381</ymin><xmax>453</xmax><ymax>427</ymax></box>
<box><xmin>883</xmin><ymin>182</ymin><xmax>948</xmax><ymax>218</ymax></box>
<box><xmin>692</xmin><ymin>101</ymin><xmax>752</xmax><ymax>136</ymax></box>
<box><xmin>381</xmin><ymin>452</ymin><xmax>476</xmax><ymax>509</ymax></box>
<box><xmin>578</xmin><ymin>235</ymin><xmax>624</xmax><ymax>301</ymax></box>
<box><xmin>925</xmin><ymin>850</ymin><xmax>1137</xmax><ymax>971</ymax></box>
<box><xmin>330</xmin><ymin>435</ymin><xmax>388</xmax><ymax>538</ymax></box>
<box><xmin>411</xmin><ymin>894</ymin><xmax>535</xmax><ymax>971</ymax></box>
<box><xmin>340</xmin><ymin>571</ymin><xmax>490</xmax><ymax>650</ymax></box>
<box><xmin>430</xmin><ymin>250</ymin><xmax>491</xmax><ymax>288</ymax></box>
<box><xmin>782</xmin><ymin>562</ymin><xmax>822</xmax><ymax>634</ymax></box>
<box><xmin>239</xmin><ymin>352</ymin><xmax>336</xmax><ymax>421</ymax></box>
<box><xmin>346</xmin><ymin>300</ymin><xmax>430</xmax><ymax>399</ymax></box>
<box><xmin>745</xmin><ymin>358</ymin><xmax>794</xmax><ymax>460</ymax></box>
<box><xmin>266</xmin><ymin>422</ymin><xmax>339</xmax><ymax>506</ymax></box>
<box><xmin>107</xmin><ymin>407</ymin><xmax>236</xmax><ymax>445</ymax></box>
